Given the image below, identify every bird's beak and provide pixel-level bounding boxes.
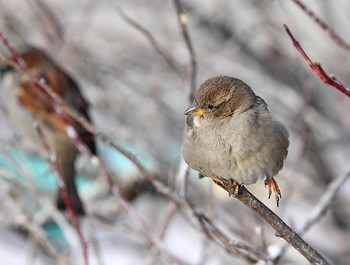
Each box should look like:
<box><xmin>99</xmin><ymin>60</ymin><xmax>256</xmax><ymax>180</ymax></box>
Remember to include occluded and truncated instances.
<box><xmin>184</xmin><ymin>103</ymin><xmax>205</xmax><ymax>116</ymax></box>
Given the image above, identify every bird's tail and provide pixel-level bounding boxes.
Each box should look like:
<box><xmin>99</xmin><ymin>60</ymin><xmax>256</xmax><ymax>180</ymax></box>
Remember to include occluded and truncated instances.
<box><xmin>55</xmin><ymin>149</ymin><xmax>85</xmax><ymax>216</ymax></box>
<box><xmin>56</xmin><ymin>180</ymin><xmax>85</xmax><ymax>215</ymax></box>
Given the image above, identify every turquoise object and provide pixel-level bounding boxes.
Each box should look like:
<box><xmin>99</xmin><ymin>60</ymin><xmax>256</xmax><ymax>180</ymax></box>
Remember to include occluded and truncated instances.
<box><xmin>97</xmin><ymin>141</ymin><xmax>156</xmax><ymax>176</ymax></box>
<box><xmin>0</xmin><ymin>142</ymin><xmax>159</xmax><ymax>191</ymax></box>
<box><xmin>0</xmin><ymin>148</ymin><xmax>93</xmax><ymax>192</ymax></box>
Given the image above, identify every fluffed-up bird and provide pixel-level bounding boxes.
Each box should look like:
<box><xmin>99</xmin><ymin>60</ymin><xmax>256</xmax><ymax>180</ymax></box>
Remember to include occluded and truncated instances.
<box><xmin>183</xmin><ymin>76</ymin><xmax>289</xmax><ymax>206</ymax></box>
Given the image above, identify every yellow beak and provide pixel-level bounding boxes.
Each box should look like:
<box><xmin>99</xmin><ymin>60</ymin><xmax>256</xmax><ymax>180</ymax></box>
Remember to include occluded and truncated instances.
<box><xmin>184</xmin><ymin>104</ymin><xmax>205</xmax><ymax>116</ymax></box>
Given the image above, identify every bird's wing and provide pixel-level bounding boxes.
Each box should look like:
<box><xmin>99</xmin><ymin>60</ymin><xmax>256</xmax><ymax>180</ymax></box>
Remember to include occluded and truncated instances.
<box><xmin>18</xmin><ymin>58</ymin><xmax>97</xmax><ymax>155</ymax></box>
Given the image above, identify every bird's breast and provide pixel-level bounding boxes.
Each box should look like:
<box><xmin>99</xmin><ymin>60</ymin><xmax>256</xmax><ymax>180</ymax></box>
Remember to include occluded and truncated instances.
<box><xmin>183</xmin><ymin>115</ymin><xmax>271</xmax><ymax>184</ymax></box>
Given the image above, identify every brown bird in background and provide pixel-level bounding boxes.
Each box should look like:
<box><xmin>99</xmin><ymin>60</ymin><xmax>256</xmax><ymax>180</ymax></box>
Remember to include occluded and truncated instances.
<box><xmin>183</xmin><ymin>76</ymin><xmax>289</xmax><ymax>206</ymax></box>
<box><xmin>2</xmin><ymin>47</ymin><xmax>96</xmax><ymax>215</ymax></box>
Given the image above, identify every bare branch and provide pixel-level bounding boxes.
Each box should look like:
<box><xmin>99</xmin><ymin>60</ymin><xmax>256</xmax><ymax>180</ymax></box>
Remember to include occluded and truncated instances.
<box><xmin>117</xmin><ymin>9</ymin><xmax>181</xmax><ymax>76</ymax></box>
<box><xmin>300</xmin><ymin>171</ymin><xmax>350</xmax><ymax>234</ymax></box>
<box><xmin>172</xmin><ymin>0</ymin><xmax>197</xmax><ymax>102</ymax></box>
<box><xmin>284</xmin><ymin>24</ymin><xmax>350</xmax><ymax>97</ymax></box>
<box><xmin>291</xmin><ymin>0</ymin><xmax>350</xmax><ymax>52</ymax></box>
<box><xmin>230</xmin><ymin>185</ymin><xmax>330</xmax><ymax>265</ymax></box>
<box><xmin>188</xmin><ymin>203</ymin><xmax>268</xmax><ymax>263</ymax></box>
<box><xmin>31</xmin><ymin>0</ymin><xmax>64</xmax><ymax>42</ymax></box>
<box><xmin>145</xmin><ymin>202</ymin><xmax>178</xmax><ymax>265</ymax></box>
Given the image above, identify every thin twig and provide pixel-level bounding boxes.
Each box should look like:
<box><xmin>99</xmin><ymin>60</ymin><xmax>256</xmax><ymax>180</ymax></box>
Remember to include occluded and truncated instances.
<box><xmin>300</xmin><ymin>171</ymin><xmax>350</xmax><ymax>234</ymax></box>
<box><xmin>32</xmin><ymin>0</ymin><xmax>64</xmax><ymax>42</ymax></box>
<box><xmin>291</xmin><ymin>0</ymin><xmax>350</xmax><ymax>52</ymax></box>
<box><xmin>145</xmin><ymin>202</ymin><xmax>178</xmax><ymax>265</ymax></box>
<box><xmin>87</xmin><ymin>220</ymin><xmax>104</xmax><ymax>265</ymax></box>
<box><xmin>188</xmin><ymin>203</ymin><xmax>268</xmax><ymax>264</ymax></box>
<box><xmin>172</xmin><ymin>0</ymin><xmax>197</xmax><ymax>102</ymax></box>
<box><xmin>117</xmin><ymin>9</ymin><xmax>181</xmax><ymax>76</ymax></box>
<box><xmin>0</xmin><ymin>170</ymin><xmax>63</xmax><ymax>261</ymax></box>
<box><xmin>284</xmin><ymin>24</ymin><xmax>350</xmax><ymax>97</ymax></box>
<box><xmin>34</xmin><ymin>123</ymin><xmax>89</xmax><ymax>265</ymax></box>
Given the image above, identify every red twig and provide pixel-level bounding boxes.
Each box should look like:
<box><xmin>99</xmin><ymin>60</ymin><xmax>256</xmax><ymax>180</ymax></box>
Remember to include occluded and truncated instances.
<box><xmin>0</xmin><ymin>33</ymin><xmax>27</xmax><ymax>70</ymax></box>
<box><xmin>284</xmin><ymin>24</ymin><xmax>350</xmax><ymax>97</ymax></box>
<box><xmin>35</xmin><ymin>124</ymin><xmax>89</xmax><ymax>264</ymax></box>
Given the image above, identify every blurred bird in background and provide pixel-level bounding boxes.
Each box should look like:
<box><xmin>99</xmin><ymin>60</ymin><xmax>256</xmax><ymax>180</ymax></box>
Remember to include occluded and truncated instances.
<box><xmin>1</xmin><ymin>47</ymin><xmax>96</xmax><ymax>215</ymax></box>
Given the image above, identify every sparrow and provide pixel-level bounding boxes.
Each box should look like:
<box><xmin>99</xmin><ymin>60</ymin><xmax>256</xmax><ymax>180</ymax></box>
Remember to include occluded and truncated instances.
<box><xmin>1</xmin><ymin>46</ymin><xmax>96</xmax><ymax>215</ymax></box>
<box><xmin>183</xmin><ymin>76</ymin><xmax>289</xmax><ymax>206</ymax></box>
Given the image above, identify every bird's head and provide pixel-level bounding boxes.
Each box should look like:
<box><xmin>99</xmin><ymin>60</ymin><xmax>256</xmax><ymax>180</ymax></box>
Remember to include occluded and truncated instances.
<box><xmin>184</xmin><ymin>76</ymin><xmax>256</xmax><ymax>120</ymax></box>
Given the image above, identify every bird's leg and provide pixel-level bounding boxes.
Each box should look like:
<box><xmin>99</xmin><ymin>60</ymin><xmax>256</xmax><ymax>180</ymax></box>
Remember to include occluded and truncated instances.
<box><xmin>265</xmin><ymin>177</ymin><xmax>282</xmax><ymax>207</ymax></box>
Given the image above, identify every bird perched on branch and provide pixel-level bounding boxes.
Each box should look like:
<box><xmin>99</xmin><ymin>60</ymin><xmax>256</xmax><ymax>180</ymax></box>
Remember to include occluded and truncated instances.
<box><xmin>2</xmin><ymin>47</ymin><xmax>96</xmax><ymax>215</ymax></box>
<box><xmin>183</xmin><ymin>76</ymin><xmax>289</xmax><ymax>206</ymax></box>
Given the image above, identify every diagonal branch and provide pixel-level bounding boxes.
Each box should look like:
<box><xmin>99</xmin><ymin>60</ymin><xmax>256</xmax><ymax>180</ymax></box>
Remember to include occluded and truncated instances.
<box><xmin>117</xmin><ymin>9</ymin><xmax>181</xmax><ymax>76</ymax></box>
<box><xmin>291</xmin><ymin>0</ymin><xmax>350</xmax><ymax>52</ymax></box>
<box><xmin>188</xmin><ymin>202</ymin><xmax>268</xmax><ymax>263</ymax></box>
<box><xmin>300</xmin><ymin>171</ymin><xmax>350</xmax><ymax>235</ymax></box>
<box><xmin>284</xmin><ymin>24</ymin><xmax>350</xmax><ymax>97</ymax></box>
<box><xmin>211</xmin><ymin>176</ymin><xmax>331</xmax><ymax>265</ymax></box>
<box><xmin>238</xmin><ymin>187</ymin><xmax>330</xmax><ymax>265</ymax></box>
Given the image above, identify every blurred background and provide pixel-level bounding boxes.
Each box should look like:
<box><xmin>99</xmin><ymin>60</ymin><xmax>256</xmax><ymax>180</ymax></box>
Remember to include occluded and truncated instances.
<box><xmin>0</xmin><ymin>0</ymin><xmax>350</xmax><ymax>264</ymax></box>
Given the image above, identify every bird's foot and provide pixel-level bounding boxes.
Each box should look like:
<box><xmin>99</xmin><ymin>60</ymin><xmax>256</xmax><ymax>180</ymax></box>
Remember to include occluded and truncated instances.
<box><xmin>265</xmin><ymin>178</ymin><xmax>282</xmax><ymax>207</ymax></box>
<box><xmin>226</xmin><ymin>179</ymin><xmax>243</xmax><ymax>197</ymax></box>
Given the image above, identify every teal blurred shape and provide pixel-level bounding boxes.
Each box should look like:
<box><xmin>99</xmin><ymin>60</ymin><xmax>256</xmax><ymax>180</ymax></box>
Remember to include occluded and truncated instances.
<box><xmin>0</xmin><ymin>148</ymin><xmax>93</xmax><ymax>192</ymax></box>
<box><xmin>0</xmin><ymin>142</ymin><xmax>157</xmax><ymax>191</ymax></box>
<box><xmin>0</xmin><ymin>148</ymin><xmax>57</xmax><ymax>192</ymax></box>
<box><xmin>97</xmin><ymin>141</ymin><xmax>156</xmax><ymax>177</ymax></box>
<box><xmin>42</xmin><ymin>221</ymin><xmax>69</xmax><ymax>250</ymax></box>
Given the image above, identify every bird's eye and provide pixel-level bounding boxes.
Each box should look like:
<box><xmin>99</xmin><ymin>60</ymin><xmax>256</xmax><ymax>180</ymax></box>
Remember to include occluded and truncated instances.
<box><xmin>208</xmin><ymin>104</ymin><xmax>214</xmax><ymax>109</ymax></box>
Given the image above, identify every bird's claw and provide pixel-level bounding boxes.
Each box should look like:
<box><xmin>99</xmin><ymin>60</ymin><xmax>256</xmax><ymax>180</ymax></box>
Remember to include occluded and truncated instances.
<box><xmin>228</xmin><ymin>180</ymin><xmax>242</xmax><ymax>197</ymax></box>
<box><xmin>265</xmin><ymin>178</ymin><xmax>282</xmax><ymax>207</ymax></box>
